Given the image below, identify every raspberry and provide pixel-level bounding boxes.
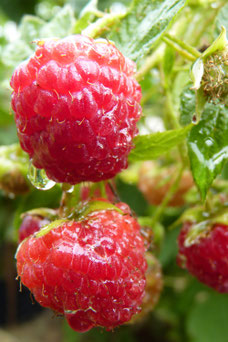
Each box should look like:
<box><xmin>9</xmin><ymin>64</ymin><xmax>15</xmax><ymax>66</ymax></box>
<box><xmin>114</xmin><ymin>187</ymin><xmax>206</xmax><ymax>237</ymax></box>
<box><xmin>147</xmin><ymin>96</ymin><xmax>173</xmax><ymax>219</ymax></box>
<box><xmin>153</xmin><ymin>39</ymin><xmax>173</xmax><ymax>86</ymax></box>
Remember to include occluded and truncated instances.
<box><xmin>129</xmin><ymin>253</ymin><xmax>163</xmax><ymax>324</ymax></box>
<box><xmin>10</xmin><ymin>35</ymin><xmax>142</xmax><ymax>184</ymax></box>
<box><xmin>0</xmin><ymin>144</ymin><xmax>30</xmax><ymax>196</ymax></box>
<box><xmin>177</xmin><ymin>221</ymin><xmax>228</xmax><ymax>292</ymax></box>
<box><xmin>16</xmin><ymin>201</ymin><xmax>147</xmax><ymax>332</ymax></box>
<box><xmin>201</xmin><ymin>48</ymin><xmax>228</xmax><ymax>106</ymax></box>
<box><xmin>138</xmin><ymin>162</ymin><xmax>193</xmax><ymax>207</ymax></box>
<box><xmin>0</xmin><ymin>169</ymin><xmax>30</xmax><ymax>196</ymax></box>
<box><xmin>18</xmin><ymin>214</ymin><xmax>51</xmax><ymax>243</ymax></box>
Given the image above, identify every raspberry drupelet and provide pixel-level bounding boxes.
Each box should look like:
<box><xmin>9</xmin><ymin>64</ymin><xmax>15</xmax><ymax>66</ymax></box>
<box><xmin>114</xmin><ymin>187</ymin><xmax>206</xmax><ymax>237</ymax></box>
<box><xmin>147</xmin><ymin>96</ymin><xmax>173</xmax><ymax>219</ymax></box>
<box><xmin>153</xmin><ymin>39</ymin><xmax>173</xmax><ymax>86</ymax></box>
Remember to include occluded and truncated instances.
<box><xmin>16</xmin><ymin>201</ymin><xmax>147</xmax><ymax>332</ymax></box>
<box><xmin>10</xmin><ymin>35</ymin><xmax>142</xmax><ymax>184</ymax></box>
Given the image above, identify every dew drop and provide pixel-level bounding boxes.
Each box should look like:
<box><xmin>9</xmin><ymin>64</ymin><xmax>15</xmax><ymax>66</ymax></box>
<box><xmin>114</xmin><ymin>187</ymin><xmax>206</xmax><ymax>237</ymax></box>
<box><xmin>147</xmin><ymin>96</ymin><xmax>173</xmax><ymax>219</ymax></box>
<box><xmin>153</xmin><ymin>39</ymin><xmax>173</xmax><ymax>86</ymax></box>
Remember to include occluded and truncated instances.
<box><xmin>205</xmin><ymin>138</ymin><xmax>213</xmax><ymax>147</ymax></box>
<box><xmin>66</xmin><ymin>186</ymin><xmax>74</xmax><ymax>193</ymax></box>
<box><xmin>28</xmin><ymin>162</ymin><xmax>56</xmax><ymax>190</ymax></box>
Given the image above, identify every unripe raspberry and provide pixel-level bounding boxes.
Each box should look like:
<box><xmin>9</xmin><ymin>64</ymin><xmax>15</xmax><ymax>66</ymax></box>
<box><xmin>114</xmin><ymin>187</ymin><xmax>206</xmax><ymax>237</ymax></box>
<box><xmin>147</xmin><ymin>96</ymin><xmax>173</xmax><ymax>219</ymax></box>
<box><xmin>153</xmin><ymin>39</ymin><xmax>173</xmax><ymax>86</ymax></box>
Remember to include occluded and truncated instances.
<box><xmin>0</xmin><ymin>144</ymin><xmax>30</xmax><ymax>196</ymax></box>
<box><xmin>129</xmin><ymin>253</ymin><xmax>163</xmax><ymax>324</ymax></box>
<box><xmin>138</xmin><ymin>162</ymin><xmax>194</xmax><ymax>207</ymax></box>
<box><xmin>177</xmin><ymin>221</ymin><xmax>228</xmax><ymax>292</ymax></box>
<box><xmin>0</xmin><ymin>169</ymin><xmax>30</xmax><ymax>196</ymax></box>
<box><xmin>10</xmin><ymin>35</ymin><xmax>142</xmax><ymax>184</ymax></box>
<box><xmin>202</xmin><ymin>47</ymin><xmax>228</xmax><ymax>105</ymax></box>
<box><xmin>16</xmin><ymin>200</ymin><xmax>147</xmax><ymax>332</ymax></box>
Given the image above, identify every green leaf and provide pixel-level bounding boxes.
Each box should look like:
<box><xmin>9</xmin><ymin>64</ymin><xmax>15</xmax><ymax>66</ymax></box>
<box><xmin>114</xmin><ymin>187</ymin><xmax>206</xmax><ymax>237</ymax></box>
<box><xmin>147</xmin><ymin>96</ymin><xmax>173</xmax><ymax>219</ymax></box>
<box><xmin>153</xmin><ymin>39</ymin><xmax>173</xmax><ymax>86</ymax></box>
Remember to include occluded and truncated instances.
<box><xmin>2</xmin><ymin>39</ymin><xmax>33</xmax><ymax>66</ymax></box>
<box><xmin>116</xmin><ymin>178</ymin><xmax>149</xmax><ymax>216</ymax></box>
<box><xmin>129</xmin><ymin>124</ymin><xmax>192</xmax><ymax>162</ymax></box>
<box><xmin>187</xmin><ymin>291</ymin><xmax>228</xmax><ymax>342</ymax></box>
<box><xmin>180</xmin><ymin>86</ymin><xmax>196</xmax><ymax>126</ymax></box>
<box><xmin>202</xmin><ymin>26</ymin><xmax>227</xmax><ymax>60</ymax></box>
<box><xmin>19</xmin><ymin>15</ymin><xmax>45</xmax><ymax>42</ymax></box>
<box><xmin>188</xmin><ymin>103</ymin><xmax>228</xmax><ymax>200</ymax></box>
<box><xmin>108</xmin><ymin>0</ymin><xmax>186</xmax><ymax>62</ymax></box>
<box><xmin>40</xmin><ymin>5</ymin><xmax>76</xmax><ymax>38</ymax></box>
<box><xmin>159</xmin><ymin>226</ymin><xmax>180</xmax><ymax>267</ymax></box>
<box><xmin>0</xmin><ymin>125</ymin><xmax>18</xmax><ymax>145</ymax></box>
<box><xmin>215</xmin><ymin>3</ymin><xmax>228</xmax><ymax>38</ymax></box>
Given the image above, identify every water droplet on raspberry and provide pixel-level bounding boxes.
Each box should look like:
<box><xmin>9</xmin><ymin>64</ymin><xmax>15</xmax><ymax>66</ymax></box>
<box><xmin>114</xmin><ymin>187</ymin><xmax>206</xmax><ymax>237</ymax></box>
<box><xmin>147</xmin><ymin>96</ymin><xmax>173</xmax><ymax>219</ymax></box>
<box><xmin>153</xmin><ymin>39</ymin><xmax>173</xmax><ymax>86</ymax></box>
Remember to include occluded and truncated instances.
<box><xmin>28</xmin><ymin>162</ymin><xmax>56</xmax><ymax>190</ymax></box>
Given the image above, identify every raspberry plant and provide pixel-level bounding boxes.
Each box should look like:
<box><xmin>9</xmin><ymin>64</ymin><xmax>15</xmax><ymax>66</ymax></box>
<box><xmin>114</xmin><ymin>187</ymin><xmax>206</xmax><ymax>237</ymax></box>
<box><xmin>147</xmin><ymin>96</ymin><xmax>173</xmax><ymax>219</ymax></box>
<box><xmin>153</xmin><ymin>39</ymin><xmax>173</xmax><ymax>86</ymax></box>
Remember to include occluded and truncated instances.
<box><xmin>0</xmin><ymin>0</ymin><xmax>228</xmax><ymax>341</ymax></box>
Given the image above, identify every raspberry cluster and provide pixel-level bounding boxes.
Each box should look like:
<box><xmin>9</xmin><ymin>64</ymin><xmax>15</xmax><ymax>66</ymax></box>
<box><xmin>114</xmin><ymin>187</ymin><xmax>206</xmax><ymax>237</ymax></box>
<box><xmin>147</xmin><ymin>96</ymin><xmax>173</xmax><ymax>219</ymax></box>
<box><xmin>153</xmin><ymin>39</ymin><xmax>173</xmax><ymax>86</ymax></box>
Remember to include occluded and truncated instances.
<box><xmin>11</xmin><ymin>35</ymin><xmax>153</xmax><ymax>332</ymax></box>
<box><xmin>10</xmin><ymin>35</ymin><xmax>142</xmax><ymax>184</ymax></box>
<box><xmin>16</xmin><ymin>201</ymin><xmax>147</xmax><ymax>332</ymax></box>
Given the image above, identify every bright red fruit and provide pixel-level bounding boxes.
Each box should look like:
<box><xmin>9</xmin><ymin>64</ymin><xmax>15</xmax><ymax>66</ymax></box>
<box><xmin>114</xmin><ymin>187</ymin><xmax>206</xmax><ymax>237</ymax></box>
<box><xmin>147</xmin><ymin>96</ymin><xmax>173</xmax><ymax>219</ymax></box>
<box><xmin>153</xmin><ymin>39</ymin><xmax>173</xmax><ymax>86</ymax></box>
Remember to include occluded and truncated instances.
<box><xmin>10</xmin><ymin>35</ymin><xmax>142</xmax><ymax>184</ymax></box>
<box><xmin>177</xmin><ymin>222</ymin><xmax>228</xmax><ymax>292</ymax></box>
<box><xmin>18</xmin><ymin>214</ymin><xmax>50</xmax><ymax>243</ymax></box>
<box><xmin>16</xmin><ymin>201</ymin><xmax>147</xmax><ymax>332</ymax></box>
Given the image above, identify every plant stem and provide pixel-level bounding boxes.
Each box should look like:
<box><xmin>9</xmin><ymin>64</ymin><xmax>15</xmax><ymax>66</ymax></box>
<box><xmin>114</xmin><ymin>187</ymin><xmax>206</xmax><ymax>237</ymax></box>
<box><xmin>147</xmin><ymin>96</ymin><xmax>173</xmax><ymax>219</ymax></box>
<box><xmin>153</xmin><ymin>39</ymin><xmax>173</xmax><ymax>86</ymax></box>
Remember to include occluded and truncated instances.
<box><xmin>82</xmin><ymin>12</ymin><xmax>126</xmax><ymax>38</ymax></box>
<box><xmin>150</xmin><ymin>165</ymin><xmax>184</xmax><ymax>228</ymax></box>
<box><xmin>162</xmin><ymin>34</ymin><xmax>201</xmax><ymax>61</ymax></box>
<box><xmin>59</xmin><ymin>184</ymin><xmax>81</xmax><ymax>218</ymax></box>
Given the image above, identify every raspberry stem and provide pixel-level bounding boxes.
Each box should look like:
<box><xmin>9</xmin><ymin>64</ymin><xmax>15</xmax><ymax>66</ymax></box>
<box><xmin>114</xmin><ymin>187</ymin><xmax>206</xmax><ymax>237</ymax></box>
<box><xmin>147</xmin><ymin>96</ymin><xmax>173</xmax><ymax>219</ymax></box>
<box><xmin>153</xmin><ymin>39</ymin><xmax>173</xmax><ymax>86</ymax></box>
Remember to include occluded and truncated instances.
<box><xmin>150</xmin><ymin>165</ymin><xmax>184</xmax><ymax>228</ymax></box>
<box><xmin>162</xmin><ymin>34</ymin><xmax>201</xmax><ymax>61</ymax></box>
<box><xmin>59</xmin><ymin>184</ymin><xmax>81</xmax><ymax>218</ymax></box>
<box><xmin>82</xmin><ymin>12</ymin><xmax>126</xmax><ymax>38</ymax></box>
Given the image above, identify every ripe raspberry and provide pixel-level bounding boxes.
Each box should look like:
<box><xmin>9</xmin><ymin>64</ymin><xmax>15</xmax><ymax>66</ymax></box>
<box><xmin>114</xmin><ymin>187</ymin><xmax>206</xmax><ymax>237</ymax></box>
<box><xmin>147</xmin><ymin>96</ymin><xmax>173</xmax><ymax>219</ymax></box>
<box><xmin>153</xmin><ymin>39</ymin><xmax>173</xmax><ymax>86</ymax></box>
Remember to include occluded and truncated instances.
<box><xmin>18</xmin><ymin>214</ymin><xmax>51</xmax><ymax>243</ymax></box>
<box><xmin>177</xmin><ymin>221</ymin><xmax>228</xmax><ymax>292</ymax></box>
<box><xmin>16</xmin><ymin>201</ymin><xmax>147</xmax><ymax>332</ymax></box>
<box><xmin>10</xmin><ymin>35</ymin><xmax>142</xmax><ymax>184</ymax></box>
<box><xmin>138</xmin><ymin>162</ymin><xmax>193</xmax><ymax>207</ymax></box>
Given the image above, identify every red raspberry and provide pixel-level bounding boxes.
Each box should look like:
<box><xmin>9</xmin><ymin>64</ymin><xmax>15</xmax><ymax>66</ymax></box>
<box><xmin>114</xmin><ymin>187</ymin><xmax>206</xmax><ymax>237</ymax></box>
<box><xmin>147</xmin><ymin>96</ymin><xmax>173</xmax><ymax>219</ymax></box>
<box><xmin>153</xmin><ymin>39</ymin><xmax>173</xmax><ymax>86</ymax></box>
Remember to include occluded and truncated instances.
<box><xmin>18</xmin><ymin>214</ymin><xmax>50</xmax><ymax>243</ymax></box>
<box><xmin>10</xmin><ymin>35</ymin><xmax>142</xmax><ymax>184</ymax></box>
<box><xmin>16</xmin><ymin>201</ymin><xmax>147</xmax><ymax>332</ymax></box>
<box><xmin>177</xmin><ymin>221</ymin><xmax>228</xmax><ymax>292</ymax></box>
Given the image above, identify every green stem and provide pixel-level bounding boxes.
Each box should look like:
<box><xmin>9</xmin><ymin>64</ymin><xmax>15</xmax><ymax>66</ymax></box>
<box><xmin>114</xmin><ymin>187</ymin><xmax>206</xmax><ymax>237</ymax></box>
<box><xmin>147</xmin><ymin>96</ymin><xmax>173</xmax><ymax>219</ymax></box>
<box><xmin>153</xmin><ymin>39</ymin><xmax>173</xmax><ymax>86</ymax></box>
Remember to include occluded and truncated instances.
<box><xmin>92</xmin><ymin>9</ymin><xmax>106</xmax><ymax>18</ymax></box>
<box><xmin>82</xmin><ymin>12</ymin><xmax>126</xmax><ymax>38</ymax></box>
<box><xmin>150</xmin><ymin>165</ymin><xmax>184</xmax><ymax>228</ymax></box>
<box><xmin>160</xmin><ymin>65</ymin><xmax>189</xmax><ymax>167</ymax></box>
<box><xmin>162</xmin><ymin>34</ymin><xmax>201</xmax><ymax>61</ymax></box>
<box><xmin>98</xmin><ymin>181</ymin><xmax>106</xmax><ymax>199</ymax></box>
<box><xmin>165</xmin><ymin>89</ymin><xmax>180</xmax><ymax>130</ymax></box>
<box><xmin>59</xmin><ymin>184</ymin><xmax>81</xmax><ymax>218</ymax></box>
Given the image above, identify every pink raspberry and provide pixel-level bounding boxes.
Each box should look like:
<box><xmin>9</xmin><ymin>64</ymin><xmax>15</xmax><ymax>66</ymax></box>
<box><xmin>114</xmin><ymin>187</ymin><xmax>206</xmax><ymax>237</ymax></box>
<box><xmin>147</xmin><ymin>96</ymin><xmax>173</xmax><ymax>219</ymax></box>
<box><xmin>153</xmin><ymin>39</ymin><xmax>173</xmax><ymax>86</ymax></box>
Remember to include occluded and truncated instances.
<box><xmin>18</xmin><ymin>214</ymin><xmax>50</xmax><ymax>243</ymax></box>
<box><xmin>10</xmin><ymin>35</ymin><xmax>142</xmax><ymax>184</ymax></box>
<box><xmin>16</xmin><ymin>201</ymin><xmax>147</xmax><ymax>332</ymax></box>
<box><xmin>177</xmin><ymin>221</ymin><xmax>228</xmax><ymax>292</ymax></box>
